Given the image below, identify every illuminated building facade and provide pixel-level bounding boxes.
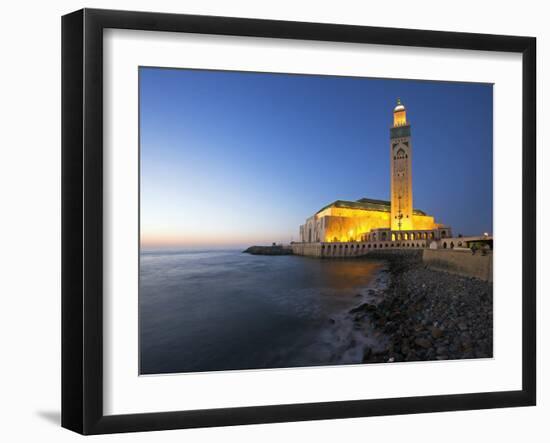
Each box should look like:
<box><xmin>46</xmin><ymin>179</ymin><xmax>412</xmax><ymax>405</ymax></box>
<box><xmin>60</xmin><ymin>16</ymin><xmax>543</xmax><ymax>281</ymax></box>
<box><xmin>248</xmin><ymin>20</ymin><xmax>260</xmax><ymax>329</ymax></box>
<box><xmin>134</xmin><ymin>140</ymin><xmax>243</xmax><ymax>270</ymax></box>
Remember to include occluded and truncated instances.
<box><xmin>298</xmin><ymin>99</ymin><xmax>451</xmax><ymax>247</ymax></box>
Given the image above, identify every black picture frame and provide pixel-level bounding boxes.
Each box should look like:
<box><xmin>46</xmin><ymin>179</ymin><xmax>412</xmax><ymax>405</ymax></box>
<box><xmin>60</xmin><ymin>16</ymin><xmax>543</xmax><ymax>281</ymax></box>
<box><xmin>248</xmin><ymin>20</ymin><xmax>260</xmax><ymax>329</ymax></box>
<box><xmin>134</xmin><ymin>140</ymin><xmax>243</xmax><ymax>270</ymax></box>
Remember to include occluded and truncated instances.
<box><xmin>61</xmin><ymin>8</ymin><xmax>536</xmax><ymax>435</ymax></box>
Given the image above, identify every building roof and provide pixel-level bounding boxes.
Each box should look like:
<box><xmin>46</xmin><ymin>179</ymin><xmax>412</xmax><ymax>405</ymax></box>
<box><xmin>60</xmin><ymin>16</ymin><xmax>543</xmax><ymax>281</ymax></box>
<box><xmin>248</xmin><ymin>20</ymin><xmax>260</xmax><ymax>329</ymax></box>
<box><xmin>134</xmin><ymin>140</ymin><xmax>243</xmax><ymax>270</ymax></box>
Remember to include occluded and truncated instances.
<box><xmin>316</xmin><ymin>197</ymin><xmax>427</xmax><ymax>216</ymax></box>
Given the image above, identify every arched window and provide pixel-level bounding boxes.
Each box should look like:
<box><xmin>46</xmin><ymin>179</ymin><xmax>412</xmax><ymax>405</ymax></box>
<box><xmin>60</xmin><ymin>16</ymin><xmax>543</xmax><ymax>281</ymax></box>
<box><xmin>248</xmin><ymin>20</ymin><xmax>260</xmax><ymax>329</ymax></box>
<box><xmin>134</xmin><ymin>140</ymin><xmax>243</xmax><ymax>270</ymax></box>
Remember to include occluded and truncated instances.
<box><xmin>396</xmin><ymin>148</ymin><xmax>406</xmax><ymax>159</ymax></box>
<box><xmin>450</xmin><ymin>242</ymin><xmax>455</xmax><ymax>249</ymax></box>
<box><xmin>391</xmin><ymin>233</ymin><xmax>396</xmax><ymax>241</ymax></box>
<box><xmin>443</xmin><ymin>242</ymin><xmax>447</xmax><ymax>248</ymax></box>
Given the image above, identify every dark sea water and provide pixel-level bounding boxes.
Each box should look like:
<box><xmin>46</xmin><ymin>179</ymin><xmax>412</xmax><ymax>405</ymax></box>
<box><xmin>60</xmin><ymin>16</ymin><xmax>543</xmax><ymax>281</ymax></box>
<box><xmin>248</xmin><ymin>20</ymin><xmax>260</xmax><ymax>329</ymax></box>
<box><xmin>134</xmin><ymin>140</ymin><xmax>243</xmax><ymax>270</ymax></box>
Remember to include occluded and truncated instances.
<box><xmin>139</xmin><ymin>249</ymin><xmax>387</xmax><ymax>375</ymax></box>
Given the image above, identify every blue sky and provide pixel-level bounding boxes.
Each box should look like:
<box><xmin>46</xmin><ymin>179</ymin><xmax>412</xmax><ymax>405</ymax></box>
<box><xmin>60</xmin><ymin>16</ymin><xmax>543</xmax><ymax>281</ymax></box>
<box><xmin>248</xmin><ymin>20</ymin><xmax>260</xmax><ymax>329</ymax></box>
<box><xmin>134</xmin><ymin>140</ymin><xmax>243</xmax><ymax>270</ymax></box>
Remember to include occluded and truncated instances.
<box><xmin>139</xmin><ymin>67</ymin><xmax>493</xmax><ymax>247</ymax></box>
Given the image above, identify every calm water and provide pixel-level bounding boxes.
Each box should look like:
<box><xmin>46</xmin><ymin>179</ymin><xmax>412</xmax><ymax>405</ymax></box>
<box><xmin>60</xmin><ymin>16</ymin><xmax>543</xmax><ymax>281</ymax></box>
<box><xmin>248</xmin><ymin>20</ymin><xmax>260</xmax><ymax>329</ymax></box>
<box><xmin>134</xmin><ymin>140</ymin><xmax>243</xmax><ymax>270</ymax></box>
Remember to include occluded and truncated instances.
<box><xmin>139</xmin><ymin>249</ymin><xmax>386</xmax><ymax>374</ymax></box>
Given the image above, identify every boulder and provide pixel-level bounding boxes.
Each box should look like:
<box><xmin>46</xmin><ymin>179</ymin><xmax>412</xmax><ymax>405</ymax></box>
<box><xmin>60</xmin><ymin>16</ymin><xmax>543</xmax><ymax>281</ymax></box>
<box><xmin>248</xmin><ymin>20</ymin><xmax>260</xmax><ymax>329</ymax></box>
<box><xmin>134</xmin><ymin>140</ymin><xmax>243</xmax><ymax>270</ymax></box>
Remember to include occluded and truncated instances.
<box><xmin>414</xmin><ymin>337</ymin><xmax>432</xmax><ymax>349</ymax></box>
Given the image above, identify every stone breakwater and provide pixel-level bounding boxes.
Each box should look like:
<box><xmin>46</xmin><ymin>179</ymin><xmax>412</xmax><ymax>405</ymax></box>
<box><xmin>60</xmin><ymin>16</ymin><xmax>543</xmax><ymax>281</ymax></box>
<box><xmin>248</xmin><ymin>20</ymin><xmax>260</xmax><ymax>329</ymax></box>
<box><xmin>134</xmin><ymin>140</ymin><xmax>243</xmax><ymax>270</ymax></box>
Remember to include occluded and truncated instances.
<box><xmin>243</xmin><ymin>245</ymin><xmax>293</xmax><ymax>255</ymax></box>
<box><xmin>351</xmin><ymin>252</ymin><xmax>493</xmax><ymax>363</ymax></box>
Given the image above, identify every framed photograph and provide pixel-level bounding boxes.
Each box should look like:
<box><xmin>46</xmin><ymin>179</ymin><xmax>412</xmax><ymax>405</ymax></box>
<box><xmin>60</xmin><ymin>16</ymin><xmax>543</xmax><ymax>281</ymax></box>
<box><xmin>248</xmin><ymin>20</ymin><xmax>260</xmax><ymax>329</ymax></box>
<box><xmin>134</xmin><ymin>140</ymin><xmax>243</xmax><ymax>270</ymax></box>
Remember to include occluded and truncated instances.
<box><xmin>61</xmin><ymin>8</ymin><xmax>536</xmax><ymax>435</ymax></box>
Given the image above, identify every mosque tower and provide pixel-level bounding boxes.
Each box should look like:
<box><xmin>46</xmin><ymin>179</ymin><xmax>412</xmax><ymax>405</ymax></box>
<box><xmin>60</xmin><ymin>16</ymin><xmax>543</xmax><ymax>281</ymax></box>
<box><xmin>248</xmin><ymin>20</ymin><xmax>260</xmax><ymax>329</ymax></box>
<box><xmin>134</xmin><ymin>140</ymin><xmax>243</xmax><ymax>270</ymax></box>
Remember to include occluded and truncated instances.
<box><xmin>390</xmin><ymin>98</ymin><xmax>414</xmax><ymax>231</ymax></box>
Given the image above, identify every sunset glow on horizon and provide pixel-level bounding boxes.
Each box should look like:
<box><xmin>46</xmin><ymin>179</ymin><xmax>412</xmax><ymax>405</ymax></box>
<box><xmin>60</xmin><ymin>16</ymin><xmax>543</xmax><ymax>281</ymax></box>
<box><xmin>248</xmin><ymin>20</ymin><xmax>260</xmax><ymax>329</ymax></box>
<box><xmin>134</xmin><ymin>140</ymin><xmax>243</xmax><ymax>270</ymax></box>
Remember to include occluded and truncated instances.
<box><xmin>140</xmin><ymin>231</ymin><xmax>290</xmax><ymax>249</ymax></box>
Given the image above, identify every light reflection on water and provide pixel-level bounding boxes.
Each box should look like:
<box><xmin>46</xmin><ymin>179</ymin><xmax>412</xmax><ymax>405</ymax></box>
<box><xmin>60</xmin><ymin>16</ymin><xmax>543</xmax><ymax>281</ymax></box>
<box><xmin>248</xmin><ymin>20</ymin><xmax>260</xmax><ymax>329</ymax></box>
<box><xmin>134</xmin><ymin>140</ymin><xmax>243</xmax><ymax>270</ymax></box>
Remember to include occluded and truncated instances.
<box><xmin>139</xmin><ymin>249</ymin><xmax>384</xmax><ymax>374</ymax></box>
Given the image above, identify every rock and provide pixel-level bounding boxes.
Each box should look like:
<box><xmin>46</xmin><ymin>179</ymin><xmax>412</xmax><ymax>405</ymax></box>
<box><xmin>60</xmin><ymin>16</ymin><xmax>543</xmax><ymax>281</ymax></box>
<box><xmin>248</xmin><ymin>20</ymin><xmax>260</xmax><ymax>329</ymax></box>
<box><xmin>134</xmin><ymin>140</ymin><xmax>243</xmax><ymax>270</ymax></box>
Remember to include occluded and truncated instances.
<box><xmin>362</xmin><ymin>347</ymin><xmax>372</xmax><ymax>362</ymax></box>
<box><xmin>328</xmin><ymin>318</ymin><xmax>335</xmax><ymax>324</ymax></box>
<box><xmin>392</xmin><ymin>353</ymin><xmax>404</xmax><ymax>362</ymax></box>
<box><xmin>349</xmin><ymin>303</ymin><xmax>376</xmax><ymax>314</ymax></box>
<box><xmin>373</xmin><ymin>348</ymin><xmax>387</xmax><ymax>356</ymax></box>
<box><xmin>414</xmin><ymin>337</ymin><xmax>432</xmax><ymax>349</ymax></box>
<box><xmin>436</xmin><ymin>346</ymin><xmax>447</xmax><ymax>355</ymax></box>
<box><xmin>389</xmin><ymin>310</ymin><xmax>401</xmax><ymax>320</ymax></box>
<box><xmin>351</xmin><ymin>253</ymin><xmax>492</xmax><ymax>364</ymax></box>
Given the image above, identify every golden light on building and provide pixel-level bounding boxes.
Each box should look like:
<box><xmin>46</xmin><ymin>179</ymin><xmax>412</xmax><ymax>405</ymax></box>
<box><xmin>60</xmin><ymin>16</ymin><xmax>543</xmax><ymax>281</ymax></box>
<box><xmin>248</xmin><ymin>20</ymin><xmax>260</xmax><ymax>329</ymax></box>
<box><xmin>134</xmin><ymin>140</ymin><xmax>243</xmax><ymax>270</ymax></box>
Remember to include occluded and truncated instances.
<box><xmin>298</xmin><ymin>99</ymin><xmax>452</xmax><ymax>246</ymax></box>
<box><xmin>393</xmin><ymin>98</ymin><xmax>407</xmax><ymax>127</ymax></box>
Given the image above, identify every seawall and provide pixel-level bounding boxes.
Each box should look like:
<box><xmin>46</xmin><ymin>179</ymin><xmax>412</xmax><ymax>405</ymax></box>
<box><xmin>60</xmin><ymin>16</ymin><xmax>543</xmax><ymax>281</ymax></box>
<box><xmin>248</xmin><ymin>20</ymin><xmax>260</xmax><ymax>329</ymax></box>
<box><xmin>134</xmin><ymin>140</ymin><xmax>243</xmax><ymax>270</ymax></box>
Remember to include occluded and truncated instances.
<box><xmin>422</xmin><ymin>249</ymin><xmax>493</xmax><ymax>282</ymax></box>
<box><xmin>290</xmin><ymin>242</ymin><xmax>420</xmax><ymax>258</ymax></box>
<box><xmin>291</xmin><ymin>243</ymin><xmax>492</xmax><ymax>281</ymax></box>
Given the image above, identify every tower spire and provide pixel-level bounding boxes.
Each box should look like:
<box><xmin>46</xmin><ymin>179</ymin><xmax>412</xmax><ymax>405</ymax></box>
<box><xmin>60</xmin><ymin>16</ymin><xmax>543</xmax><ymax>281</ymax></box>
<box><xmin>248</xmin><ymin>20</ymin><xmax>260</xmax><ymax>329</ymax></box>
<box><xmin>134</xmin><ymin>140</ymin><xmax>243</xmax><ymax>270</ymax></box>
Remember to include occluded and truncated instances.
<box><xmin>390</xmin><ymin>100</ymin><xmax>413</xmax><ymax>231</ymax></box>
<box><xmin>393</xmin><ymin>98</ymin><xmax>407</xmax><ymax>127</ymax></box>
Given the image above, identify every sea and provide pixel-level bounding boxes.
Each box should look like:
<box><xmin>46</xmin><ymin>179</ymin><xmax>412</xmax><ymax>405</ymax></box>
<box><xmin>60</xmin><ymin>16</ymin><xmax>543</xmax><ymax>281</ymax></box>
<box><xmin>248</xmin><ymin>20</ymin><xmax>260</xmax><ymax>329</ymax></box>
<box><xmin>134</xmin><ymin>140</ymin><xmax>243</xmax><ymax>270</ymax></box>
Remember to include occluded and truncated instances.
<box><xmin>139</xmin><ymin>248</ymin><xmax>388</xmax><ymax>375</ymax></box>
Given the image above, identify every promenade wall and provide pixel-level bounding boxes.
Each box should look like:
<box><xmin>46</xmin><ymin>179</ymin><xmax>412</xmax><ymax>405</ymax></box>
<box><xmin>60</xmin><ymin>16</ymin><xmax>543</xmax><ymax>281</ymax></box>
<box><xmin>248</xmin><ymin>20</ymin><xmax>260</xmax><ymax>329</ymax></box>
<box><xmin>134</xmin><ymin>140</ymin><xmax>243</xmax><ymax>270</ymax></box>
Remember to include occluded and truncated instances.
<box><xmin>422</xmin><ymin>249</ymin><xmax>493</xmax><ymax>282</ymax></box>
<box><xmin>291</xmin><ymin>242</ymin><xmax>492</xmax><ymax>281</ymax></box>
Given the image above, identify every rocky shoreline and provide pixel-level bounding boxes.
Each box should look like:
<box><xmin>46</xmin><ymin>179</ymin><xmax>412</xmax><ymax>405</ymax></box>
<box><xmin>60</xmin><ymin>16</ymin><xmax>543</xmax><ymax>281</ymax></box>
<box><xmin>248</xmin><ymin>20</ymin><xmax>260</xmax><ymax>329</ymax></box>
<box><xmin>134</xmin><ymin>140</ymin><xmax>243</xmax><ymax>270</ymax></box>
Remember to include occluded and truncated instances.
<box><xmin>350</xmin><ymin>252</ymin><xmax>493</xmax><ymax>363</ymax></box>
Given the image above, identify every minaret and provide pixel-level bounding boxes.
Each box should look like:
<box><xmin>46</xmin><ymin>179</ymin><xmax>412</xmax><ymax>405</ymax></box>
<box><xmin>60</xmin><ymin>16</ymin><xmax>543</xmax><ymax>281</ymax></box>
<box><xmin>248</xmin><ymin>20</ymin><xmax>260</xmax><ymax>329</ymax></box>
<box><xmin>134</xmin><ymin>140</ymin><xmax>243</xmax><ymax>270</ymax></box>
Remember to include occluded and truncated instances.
<box><xmin>390</xmin><ymin>99</ymin><xmax>413</xmax><ymax>231</ymax></box>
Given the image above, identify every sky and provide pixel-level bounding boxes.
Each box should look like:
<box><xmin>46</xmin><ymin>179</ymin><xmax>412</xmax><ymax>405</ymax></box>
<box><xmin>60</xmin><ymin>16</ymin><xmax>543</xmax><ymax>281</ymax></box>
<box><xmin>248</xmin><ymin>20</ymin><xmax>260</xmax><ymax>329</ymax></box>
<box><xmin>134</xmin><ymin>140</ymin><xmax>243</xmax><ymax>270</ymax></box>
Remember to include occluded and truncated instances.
<box><xmin>139</xmin><ymin>67</ymin><xmax>493</xmax><ymax>248</ymax></box>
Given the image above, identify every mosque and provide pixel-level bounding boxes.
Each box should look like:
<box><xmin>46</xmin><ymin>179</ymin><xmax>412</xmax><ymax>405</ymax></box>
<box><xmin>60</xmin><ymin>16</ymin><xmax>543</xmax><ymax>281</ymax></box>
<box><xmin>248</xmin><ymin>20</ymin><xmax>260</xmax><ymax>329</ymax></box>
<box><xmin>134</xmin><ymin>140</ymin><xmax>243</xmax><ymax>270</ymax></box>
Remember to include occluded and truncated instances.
<box><xmin>295</xmin><ymin>99</ymin><xmax>452</xmax><ymax>257</ymax></box>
